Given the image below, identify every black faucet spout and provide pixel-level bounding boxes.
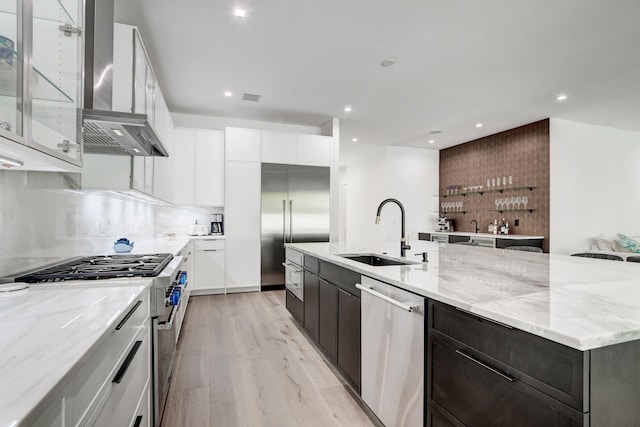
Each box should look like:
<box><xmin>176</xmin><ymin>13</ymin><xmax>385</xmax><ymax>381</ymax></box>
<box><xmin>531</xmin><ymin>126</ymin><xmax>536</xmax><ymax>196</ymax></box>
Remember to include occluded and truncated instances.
<box><xmin>470</xmin><ymin>219</ymin><xmax>479</xmax><ymax>234</ymax></box>
<box><xmin>375</xmin><ymin>198</ymin><xmax>411</xmax><ymax>257</ymax></box>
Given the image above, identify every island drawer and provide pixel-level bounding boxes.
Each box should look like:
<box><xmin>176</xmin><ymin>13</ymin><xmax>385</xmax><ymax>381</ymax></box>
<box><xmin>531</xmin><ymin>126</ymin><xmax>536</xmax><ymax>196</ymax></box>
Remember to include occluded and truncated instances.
<box><xmin>427</xmin><ymin>337</ymin><xmax>586</xmax><ymax>427</ymax></box>
<box><xmin>194</xmin><ymin>239</ymin><xmax>225</xmax><ymax>251</ymax></box>
<box><xmin>319</xmin><ymin>260</ymin><xmax>361</xmax><ymax>296</ymax></box>
<box><xmin>304</xmin><ymin>255</ymin><xmax>319</xmax><ymax>273</ymax></box>
<box><xmin>428</xmin><ymin>300</ymin><xmax>587</xmax><ymax>411</ymax></box>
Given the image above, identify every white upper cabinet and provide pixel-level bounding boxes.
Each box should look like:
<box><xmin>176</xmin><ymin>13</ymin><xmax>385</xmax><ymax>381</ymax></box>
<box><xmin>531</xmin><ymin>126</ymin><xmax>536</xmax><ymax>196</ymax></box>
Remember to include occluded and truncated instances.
<box><xmin>173</xmin><ymin>128</ymin><xmax>197</xmax><ymax>205</ymax></box>
<box><xmin>225</xmin><ymin>127</ymin><xmax>260</xmax><ymax>162</ymax></box>
<box><xmin>0</xmin><ymin>0</ymin><xmax>83</xmax><ymax>171</ymax></box>
<box><xmin>297</xmin><ymin>134</ymin><xmax>332</xmax><ymax>166</ymax></box>
<box><xmin>195</xmin><ymin>130</ymin><xmax>225</xmax><ymax>206</ymax></box>
<box><xmin>261</xmin><ymin>131</ymin><xmax>297</xmax><ymax>164</ymax></box>
<box><xmin>173</xmin><ymin>127</ymin><xmax>224</xmax><ymax>206</ymax></box>
<box><xmin>259</xmin><ymin>131</ymin><xmax>332</xmax><ymax>167</ymax></box>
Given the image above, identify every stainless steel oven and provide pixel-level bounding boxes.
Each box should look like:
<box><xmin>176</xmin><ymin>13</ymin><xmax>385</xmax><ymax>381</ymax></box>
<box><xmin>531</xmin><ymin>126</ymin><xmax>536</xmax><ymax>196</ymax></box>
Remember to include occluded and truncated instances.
<box><xmin>150</xmin><ymin>256</ymin><xmax>186</xmax><ymax>427</ymax></box>
<box><xmin>283</xmin><ymin>248</ymin><xmax>303</xmax><ymax>301</ymax></box>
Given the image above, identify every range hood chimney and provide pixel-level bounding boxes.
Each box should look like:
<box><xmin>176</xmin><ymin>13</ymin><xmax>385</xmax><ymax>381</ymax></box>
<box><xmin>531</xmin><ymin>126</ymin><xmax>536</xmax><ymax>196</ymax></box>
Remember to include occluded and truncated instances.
<box><xmin>83</xmin><ymin>0</ymin><xmax>168</xmax><ymax>157</ymax></box>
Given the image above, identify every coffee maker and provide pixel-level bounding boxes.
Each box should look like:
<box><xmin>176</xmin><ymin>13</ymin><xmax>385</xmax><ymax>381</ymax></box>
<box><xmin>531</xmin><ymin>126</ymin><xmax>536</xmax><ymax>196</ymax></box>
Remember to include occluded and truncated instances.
<box><xmin>210</xmin><ymin>214</ymin><xmax>223</xmax><ymax>235</ymax></box>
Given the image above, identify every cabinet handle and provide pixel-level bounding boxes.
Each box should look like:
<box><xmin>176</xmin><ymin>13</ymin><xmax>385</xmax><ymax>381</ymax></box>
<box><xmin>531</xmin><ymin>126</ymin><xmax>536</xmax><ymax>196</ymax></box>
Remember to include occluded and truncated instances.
<box><xmin>133</xmin><ymin>415</ymin><xmax>143</xmax><ymax>427</ymax></box>
<box><xmin>113</xmin><ymin>340</ymin><xmax>143</xmax><ymax>384</ymax></box>
<box><xmin>203</xmin><ymin>249</ymin><xmax>218</xmax><ymax>252</ymax></box>
<box><xmin>338</xmin><ymin>288</ymin><xmax>352</xmax><ymax>297</ymax></box>
<box><xmin>355</xmin><ymin>284</ymin><xmax>418</xmax><ymax>312</ymax></box>
<box><xmin>282</xmin><ymin>199</ymin><xmax>287</xmax><ymax>243</ymax></box>
<box><xmin>183</xmin><ymin>256</ymin><xmax>189</xmax><ymax>262</ymax></box>
<box><xmin>115</xmin><ymin>300</ymin><xmax>142</xmax><ymax>331</ymax></box>
<box><xmin>454</xmin><ymin>307</ymin><xmax>514</xmax><ymax>329</ymax></box>
<box><xmin>455</xmin><ymin>349</ymin><xmax>516</xmax><ymax>382</ymax></box>
<box><xmin>282</xmin><ymin>262</ymin><xmax>302</xmax><ymax>273</ymax></box>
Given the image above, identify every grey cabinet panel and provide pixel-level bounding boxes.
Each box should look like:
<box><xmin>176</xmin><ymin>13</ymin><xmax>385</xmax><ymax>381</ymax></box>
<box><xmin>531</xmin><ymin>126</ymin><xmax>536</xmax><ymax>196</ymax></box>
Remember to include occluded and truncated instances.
<box><xmin>429</xmin><ymin>300</ymin><xmax>587</xmax><ymax>410</ymax></box>
<box><xmin>304</xmin><ymin>255</ymin><xmax>319</xmax><ymax>274</ymax></box>
<box><xmin>428</xmin><ymin>337</ymin><xmax>585</xmax><ymax>427</ymax></box>
<box><xmin>286</xmin><ymin>290</ymin><xmax>304</xmax><ymax>324</ymax></box>
<box><xmin>426</xmin><ymin>404</ymin><xmax>459</xmax><ymax>427</ymax></box>
<box><xmin>319</xmin><ymin>279</ymin><xmax>338</xmax><ymax>361</ymax></box>
<box><xmin>319</xmin><ymin>261</ymin><xmax>361</xmax><ymax>296</ymax></box>
<box><xmin>337</xmin><ymin>288</ymin><xmax>361</xmax><ymax>392</ymax></box>
<box><xmin>303</xmin><ymin>271</ymin><xmax>320</xmax><ymax>341</ymax></box>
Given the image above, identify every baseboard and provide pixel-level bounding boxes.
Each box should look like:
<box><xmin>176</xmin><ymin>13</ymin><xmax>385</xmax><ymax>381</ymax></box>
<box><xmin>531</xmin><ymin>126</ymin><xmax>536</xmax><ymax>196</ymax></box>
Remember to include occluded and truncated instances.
<box><xmin>226</xmin><ymin>285</ymin><xmax>260</xmax><ymax>294</ymax></box>
<box><xmin>190</xmin><ymin>288</ymin><xmax>225</xmax><ymax>296</ymax></box>
<box><xmin>261</xmin><ymin>284</ymin><xmax>285</xmax><ymax>292</ymax></box>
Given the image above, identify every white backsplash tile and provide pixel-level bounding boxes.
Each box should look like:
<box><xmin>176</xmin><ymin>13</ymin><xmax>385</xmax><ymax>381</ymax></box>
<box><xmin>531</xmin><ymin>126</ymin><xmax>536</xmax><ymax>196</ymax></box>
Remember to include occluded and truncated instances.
<box><xmin>0</xmin><ymin>171</ymin><xmax>222</xmax><ymax>279</ymax></box>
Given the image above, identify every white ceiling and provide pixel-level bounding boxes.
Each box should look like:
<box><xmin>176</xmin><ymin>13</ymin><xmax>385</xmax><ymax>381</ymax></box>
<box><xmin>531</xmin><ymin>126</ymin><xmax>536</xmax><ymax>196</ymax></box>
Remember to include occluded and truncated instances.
<box><xmin>115</xmin><ymin>0</ymin><xmax>640</xmax><ymax>154</ymax></box>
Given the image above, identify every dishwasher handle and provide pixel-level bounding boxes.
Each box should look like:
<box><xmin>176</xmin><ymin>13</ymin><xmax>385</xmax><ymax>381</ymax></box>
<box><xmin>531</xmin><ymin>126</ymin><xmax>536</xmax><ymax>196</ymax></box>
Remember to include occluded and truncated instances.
<box><xmin>356</xmin><ymin>284</ymin><xmax>419</xmax><ymax>312</ymax></box>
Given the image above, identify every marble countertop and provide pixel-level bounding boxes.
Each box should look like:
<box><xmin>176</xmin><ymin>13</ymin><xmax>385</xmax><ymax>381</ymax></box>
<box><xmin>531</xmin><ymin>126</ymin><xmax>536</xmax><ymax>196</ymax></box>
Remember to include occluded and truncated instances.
<box><xmin>288</xmin><ymin>241</ymin><xmax>640</xmax><ymax>351</ymax></box>
<box><xmin>429</xmin><ymin>231</ymin><xmax>544</xmax><ymax>240</ymax></box>
<box><xmin>0</xmin><ymin>278</ymin><xmax>152</xmax><ymax>427</ymax></box>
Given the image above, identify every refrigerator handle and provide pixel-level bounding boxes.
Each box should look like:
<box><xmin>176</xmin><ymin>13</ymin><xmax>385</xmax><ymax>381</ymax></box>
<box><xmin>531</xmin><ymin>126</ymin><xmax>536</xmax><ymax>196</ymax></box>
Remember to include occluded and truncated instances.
<box><xmin>282</xmin><ymin>199</ymin><xmax>287</xmax><ymax>243</ymax></box>
<box><xmin>289</xmin><ymin>200</ymin><xmax>293</xmax><ymax>243</ymax></box>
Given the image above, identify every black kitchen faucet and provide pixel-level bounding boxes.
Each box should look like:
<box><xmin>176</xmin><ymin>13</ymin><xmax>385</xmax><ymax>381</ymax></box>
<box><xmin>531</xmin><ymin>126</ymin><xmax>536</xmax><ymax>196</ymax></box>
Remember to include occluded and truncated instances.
<box><xmin>375</xmin><ymin>198</ymin><xmax>411</xmax><ymax>257</ymax></box>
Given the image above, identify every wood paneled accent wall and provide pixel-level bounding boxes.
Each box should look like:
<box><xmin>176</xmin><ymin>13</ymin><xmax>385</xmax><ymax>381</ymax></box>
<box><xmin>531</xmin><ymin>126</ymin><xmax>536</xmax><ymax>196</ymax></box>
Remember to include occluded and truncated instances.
<box><xmin>439</xmin><ymin>119</ymin><xmax>550</xmax><ymax>251</ymax></box>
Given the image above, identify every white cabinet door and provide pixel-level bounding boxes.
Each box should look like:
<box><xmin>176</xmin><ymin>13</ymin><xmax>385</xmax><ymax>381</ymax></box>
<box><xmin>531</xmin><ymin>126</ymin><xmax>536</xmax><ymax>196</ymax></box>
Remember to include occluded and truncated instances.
<box><xmin>195</xmin><ymin>130</ymin><xmax>225</xmax><ymax>206</ymax></box>
<box><xmin>194</xmin><ymin>249</ymin><xmax>225</xmax><ymax>293</ymax></box>
<box><xmin>297</xmin><ymin>134</ymin><xmax>332</xmax><ymax>166</ymax></box>
<box><xmin>261</xmin><ymin>131</ymin><xmax>297</xmax><ymax>164</ymax></box>
<box><xmin>225</xmin><ymin>161</ymin><xmax>261</xmax><ymax>292</ymax></box>
<box><xmin>173</xmin><ymin>128</ymin><xmax>197</xmax><ymax>205</ymax></box>
<box><xmin>225</xmin><ymin>128</ymin><xmax>261</xmax><ymax>161</ymax></box>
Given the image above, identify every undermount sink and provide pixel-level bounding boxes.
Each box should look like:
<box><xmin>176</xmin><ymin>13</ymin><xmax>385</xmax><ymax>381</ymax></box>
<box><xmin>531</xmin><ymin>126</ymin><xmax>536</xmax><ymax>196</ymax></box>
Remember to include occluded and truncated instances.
<box><xmin>338</xmin><ymin>253</ymin><xmax>418</xmax><ymax>266</ymax></box>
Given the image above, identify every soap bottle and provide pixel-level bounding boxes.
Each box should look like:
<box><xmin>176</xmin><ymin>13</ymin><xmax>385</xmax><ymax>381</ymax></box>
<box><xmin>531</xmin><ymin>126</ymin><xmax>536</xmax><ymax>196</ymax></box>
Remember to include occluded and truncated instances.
<box><xmin>493</xmin><ymin>219</ymin><xmax>498</xmax><ymax>235</ymax></box>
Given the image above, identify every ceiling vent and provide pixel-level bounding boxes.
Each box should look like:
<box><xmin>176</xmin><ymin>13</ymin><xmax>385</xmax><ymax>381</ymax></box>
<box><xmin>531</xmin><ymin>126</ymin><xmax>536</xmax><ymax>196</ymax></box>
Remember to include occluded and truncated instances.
<box><xmin>242</xmin><ymin>93</ymin><xmax>262</xmax><ymax>102</ymax></box>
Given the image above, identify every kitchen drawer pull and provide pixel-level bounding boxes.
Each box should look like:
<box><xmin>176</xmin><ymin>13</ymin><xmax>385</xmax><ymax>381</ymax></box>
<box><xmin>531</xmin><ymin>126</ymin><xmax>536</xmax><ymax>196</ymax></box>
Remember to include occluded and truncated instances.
<box><xmin>133</xmin><ymin>415</ymin><xmax>143</xmax><ymax>427</ymax></box>
<box><xmin>115</xmin><ymin>300</ymin><xmax>142</xmax><ymax>331</ymax></box>
<box><xmin>355</xmin><ymin>284</ymin><xmax>418</xmax><ymax>312</ymax></box>
<box><xmin>203</xmin><ymin>249</ymin><xmax>218</xmax><ymax>252</ymax></box>
<box><xmin>282</xmin><ymin>262</ymin><xmax>302</xmax><ymax>273</ymax></box>
<box><xmin>113</xmin><ymin>340</ymin><xmax>143</xmax><ymax>384</ymax></box>
<box><xmin>455</xmin><ymin>349</ymin><xmax>517</xmax><ymax>382</ymax></box>
<box><xmin>454</xmin><ymin>307</ymin><xmax>514</xmax><ymax>329</ymax></box>
<box><xmin>338</xmin><ymin>288</ymin><xmax>353</xmax><ymax>297</ymax></box>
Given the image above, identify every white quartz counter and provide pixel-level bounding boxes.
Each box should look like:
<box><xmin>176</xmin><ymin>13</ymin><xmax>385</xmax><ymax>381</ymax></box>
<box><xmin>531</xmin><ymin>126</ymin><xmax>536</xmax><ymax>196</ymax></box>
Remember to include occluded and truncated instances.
<box><xmin>0</xmin><ymin>278</ymin><xmax>152</xmax><ymax>427</ymax></box>
<box><xmin>288</xmin><ymin>241</ymin><xmax>640</xmax><ymax>351</ymax></box>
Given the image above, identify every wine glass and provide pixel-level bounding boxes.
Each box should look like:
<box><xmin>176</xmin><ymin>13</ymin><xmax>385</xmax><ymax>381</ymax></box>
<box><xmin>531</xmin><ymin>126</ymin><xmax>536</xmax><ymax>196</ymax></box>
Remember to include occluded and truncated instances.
<box><xmin>496</xmin><ymin>178</ymin><xmax>500</xmax><ymax>188</ymax></box>
<box><xmin>458</xmin><ymin>201</ymin><xmax>464</xmax><ymax>212</ymax></box>
<box><xmin>495</xmin><ymin>198</ymin><xmax>500</xmax><ymax>211</ymax></box>
<box><xmin>503</xmin><ymin>177</ymin><xmax>507</xmax><ymax>186</ymax></box>
<box><xmin>491</xmin><ymin>178</ymin><xmax>495</xmax><ymax>188</ymax></box>
<box><xmin>441</xmin><ymin>202</ymin><xmax>445</xmax><ymax>213</ymax></box>
<box><xmin>515</xmin><ymin>196</ymin><xmax>522</xmax><ymax>209</ymax></box>
<box><xmin>510</xmin><ymin>197</ymin><xmax>517</xmax><ymax>209</ymax></box>
<box><xmin>522</xmin><ymin>196</ymin><xmax>528</xmax><ymax>210</ymax></box>
<box><xmin>508</xmin><ymin>176</ymin><xmax>513</xmax><ymax>187</ymax></box>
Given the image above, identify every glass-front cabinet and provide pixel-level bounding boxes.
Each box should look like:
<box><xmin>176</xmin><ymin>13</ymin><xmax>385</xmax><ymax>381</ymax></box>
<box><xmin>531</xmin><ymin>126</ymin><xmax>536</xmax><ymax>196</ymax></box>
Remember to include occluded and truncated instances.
<box><xmin>0</xmin><ymin>0</ymin><xmax>83</xmax><ymax>168</ymax></box>
<box><xmin>0</xmin><ymin>0</ymin><xmax>23</xmax><ymax>142</ymax></box>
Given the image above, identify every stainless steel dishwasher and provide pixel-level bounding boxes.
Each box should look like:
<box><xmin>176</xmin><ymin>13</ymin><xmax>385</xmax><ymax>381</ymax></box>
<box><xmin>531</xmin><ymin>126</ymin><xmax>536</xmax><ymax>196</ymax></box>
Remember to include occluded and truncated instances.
<box><xmin>356</xmin><ymin>276</ymin><xmax>425</xmax><ymax>427</ymax></box>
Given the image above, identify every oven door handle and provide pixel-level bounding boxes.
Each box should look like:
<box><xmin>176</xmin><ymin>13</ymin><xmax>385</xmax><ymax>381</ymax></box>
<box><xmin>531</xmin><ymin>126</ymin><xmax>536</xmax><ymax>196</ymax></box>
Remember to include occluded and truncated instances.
<box><xmin>282</xmin><ymin>262</ymin><xmax>302</xmax><ymax>273</ymax></box>
<box><xmin>158</xmin><ymin>301</ymin><xmax>179</xmax><ymax>331</ymax></box>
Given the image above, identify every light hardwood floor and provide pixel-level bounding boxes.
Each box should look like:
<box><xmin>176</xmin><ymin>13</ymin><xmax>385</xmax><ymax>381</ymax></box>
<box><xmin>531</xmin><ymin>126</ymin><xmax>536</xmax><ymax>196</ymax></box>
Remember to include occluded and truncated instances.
<box><xmin>160</xmin><ymin>290</ymin><xmax>377</xmax><ymax>427</ymax></box>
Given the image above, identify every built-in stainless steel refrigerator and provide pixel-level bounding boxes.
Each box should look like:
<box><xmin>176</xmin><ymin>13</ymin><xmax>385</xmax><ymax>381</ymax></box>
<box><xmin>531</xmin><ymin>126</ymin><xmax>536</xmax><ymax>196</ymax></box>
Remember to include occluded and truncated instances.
<box><xmin>261</xmin><ymin>163</ymin><xmax>330</xmax><ymax>289</ymax></box>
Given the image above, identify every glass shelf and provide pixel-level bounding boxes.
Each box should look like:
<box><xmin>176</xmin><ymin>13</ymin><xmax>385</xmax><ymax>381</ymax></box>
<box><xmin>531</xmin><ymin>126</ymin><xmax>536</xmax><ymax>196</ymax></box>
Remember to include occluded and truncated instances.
<box><xmin>441</xmin><ymin>186</ymin><xmax>535</xmax><ymax>197</ymax></box>
<box><xmin>0</xmin><ymin>66</ymin><xmax>74</xmax><ymax>102</ymax></box>
<box><xmin>489</xmin><ymin>209</ymin><xmax>535</xmax><ymax>213</ymax></box>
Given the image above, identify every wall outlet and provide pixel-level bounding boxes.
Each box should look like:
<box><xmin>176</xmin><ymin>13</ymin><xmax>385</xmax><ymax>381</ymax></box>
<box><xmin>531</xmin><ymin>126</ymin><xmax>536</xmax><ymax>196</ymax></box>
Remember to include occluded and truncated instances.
<box><xmin>515</xmin><ymin>219</ymin><xmax>520</xmax><ymax>226</ymax></box>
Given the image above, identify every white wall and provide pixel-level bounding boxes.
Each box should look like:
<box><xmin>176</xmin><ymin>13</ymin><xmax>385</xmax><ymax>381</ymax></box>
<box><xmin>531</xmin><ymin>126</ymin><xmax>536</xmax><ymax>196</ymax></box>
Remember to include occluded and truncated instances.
<box><xmin>550</xmin><ymin>119</ymin><xmax>640</xmax><ymax>254</ymax></box>
<box><xmin>172</xmin><ymin>112</ymin><xmax>323</xmax><ymax>135</ymax></box>
<box><xmin>342</xmin><ymin>145</ymin><xmax>439</xmax><ymax>252</ymax></box>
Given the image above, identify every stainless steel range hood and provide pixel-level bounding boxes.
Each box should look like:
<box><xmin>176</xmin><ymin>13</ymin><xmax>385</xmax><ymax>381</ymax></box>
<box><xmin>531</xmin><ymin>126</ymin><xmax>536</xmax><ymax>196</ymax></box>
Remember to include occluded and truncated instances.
<box><xmin>83</xmin><ymin>0</ymin><xmax>168</xmax><ymax>157</ymax></box>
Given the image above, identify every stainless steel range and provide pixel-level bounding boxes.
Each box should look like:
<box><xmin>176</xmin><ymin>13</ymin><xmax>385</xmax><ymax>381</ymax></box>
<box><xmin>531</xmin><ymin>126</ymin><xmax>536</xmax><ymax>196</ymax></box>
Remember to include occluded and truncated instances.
<box><xmin>15</xmin><ymin>253</ymin><xmax>186</xmax><ymax>427</ymax></box>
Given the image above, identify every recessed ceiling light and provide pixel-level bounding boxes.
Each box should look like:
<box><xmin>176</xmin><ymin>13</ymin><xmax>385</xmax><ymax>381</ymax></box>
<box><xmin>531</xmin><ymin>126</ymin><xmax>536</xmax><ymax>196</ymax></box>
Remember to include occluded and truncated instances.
<box><xmin>352</xmin><ymin>138</ymin><xmax>358</xmax><ymax>142</ymax></box>
<box><xmin>112</xmin><ymin>129</ymin><xmax>124</xmax><ymax>136</ymax></box>
<box><xmin>428</xmin><ymin>140</ymin><xmax>435</xmax><ymax>144</ymax></box>
<box><xmin>428</xmin><ymin>130</ymin><xmax>442</xmax><ymax>135</ymax></box>
<box><xmin>556</xmin><ymin>94</ymin><xmax>568</xmax><ymax>101</ymax></box>
<box><xmin>234</xmin><ymin>8</ymin><xmax>246</xmax><ymax>17</ymax></box>
<box><xmin>475</xmin><ymin>123</ymin><xmax>483</xmax><ymax>128</ymax></box>
<box><xmin>380</xmin><ymin>58</ymin><xmax>396</xmax><ymax>67</ymax></box>
<box><xmin>344</xmin><ymin>106</ymin><xmax>352</xmax><ymax>112</ymax></box>
<box><xmin>133</xmin><ymin>148</ymin><xmax>141</xmax><ymax>154</ymax></box>
<box><xmin>224</xmin><ymin>91</ymin><xmax>232</xmax><ymax>97</ymax></box>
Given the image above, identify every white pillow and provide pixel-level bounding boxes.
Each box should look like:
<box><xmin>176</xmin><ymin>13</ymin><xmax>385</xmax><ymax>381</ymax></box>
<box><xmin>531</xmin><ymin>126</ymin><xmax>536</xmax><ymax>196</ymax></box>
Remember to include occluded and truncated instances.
<box><xmin>594</xmin><ymin>235</ymin><xmax>615</xmax><ymax>251</ymax></box>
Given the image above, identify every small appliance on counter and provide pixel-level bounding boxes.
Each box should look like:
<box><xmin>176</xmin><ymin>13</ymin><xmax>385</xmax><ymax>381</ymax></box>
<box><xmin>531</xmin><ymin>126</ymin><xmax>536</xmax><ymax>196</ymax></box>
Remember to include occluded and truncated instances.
<box><xmin>436</xmin><ymin>215</ymin><xmax>455</xmax><ymax>232</ymax></box>
<box><xmin>210</xmin><ymin>214</ymin><xmax>223</xmax><ymax>235</ymax></box>
<box><xmin>188</xmin><ymin>220</ymin><xmax>208</xmax><ymax>236</ymax></box>
<box><xmin>113</xmin><ymin>237</ymin><xmax>134</xmax><ymax>253</ymax></box>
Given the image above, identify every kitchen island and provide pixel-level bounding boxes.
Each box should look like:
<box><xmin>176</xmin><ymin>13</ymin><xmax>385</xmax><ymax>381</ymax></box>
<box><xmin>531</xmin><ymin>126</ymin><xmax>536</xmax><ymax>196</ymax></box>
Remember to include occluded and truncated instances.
<box><xmin>288</xmin><ymin>240</ymin><xmax>640</xmax><ymax>426</ymax></box>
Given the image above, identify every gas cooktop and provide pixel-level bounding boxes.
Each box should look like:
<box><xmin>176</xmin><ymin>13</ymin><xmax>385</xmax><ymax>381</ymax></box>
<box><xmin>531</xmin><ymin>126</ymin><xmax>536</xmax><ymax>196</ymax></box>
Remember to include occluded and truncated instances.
<box><xmin>15</xmin><ymin>253</ymin><xmax>174</xmax><ymax>283</ymax></box>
